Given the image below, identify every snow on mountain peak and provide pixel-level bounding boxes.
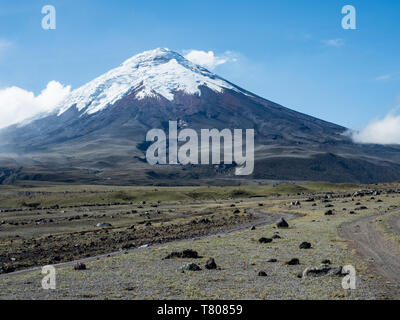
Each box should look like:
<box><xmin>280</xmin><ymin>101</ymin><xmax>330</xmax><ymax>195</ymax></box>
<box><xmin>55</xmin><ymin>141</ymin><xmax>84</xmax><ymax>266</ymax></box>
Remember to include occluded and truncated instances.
<box><xmin>57</xmin><ymin>48</ymin><xmax>244</xmax><ymax>116</ymax></box>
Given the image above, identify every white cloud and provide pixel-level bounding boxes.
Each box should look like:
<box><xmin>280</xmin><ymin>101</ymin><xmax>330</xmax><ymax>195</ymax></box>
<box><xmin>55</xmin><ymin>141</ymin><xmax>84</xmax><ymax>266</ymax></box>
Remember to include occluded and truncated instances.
<box><xmin>322</xmin><ymin>39</ymin><xmax>345</xmax><ymax>47</ymax></box>
<box><xmin>350</xmin><ymin>112</ymin><xmax>400</xmax><ymax>144</ymax></box>
<box><xmin>184</xmin><ymin>50</ymin><xmax>237</xmax><ymax>70</ymax></box>
<box><xmin>0</xmin><ymin>81</ymin><xmax>71</xmax><ymax>129</ymax></box>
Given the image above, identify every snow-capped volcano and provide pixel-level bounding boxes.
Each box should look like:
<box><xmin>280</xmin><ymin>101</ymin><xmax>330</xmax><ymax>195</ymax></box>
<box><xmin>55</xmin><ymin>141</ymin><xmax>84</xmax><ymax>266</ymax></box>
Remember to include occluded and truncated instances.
<box><xmin>2</xmin><ymin>47</ymin><xmax>400</xmax><ymax>185</ymax></box>
<box><xmin>57</xmin><ymin>48</ymin><xmax>246</xmax><ymax>116</ymax></box>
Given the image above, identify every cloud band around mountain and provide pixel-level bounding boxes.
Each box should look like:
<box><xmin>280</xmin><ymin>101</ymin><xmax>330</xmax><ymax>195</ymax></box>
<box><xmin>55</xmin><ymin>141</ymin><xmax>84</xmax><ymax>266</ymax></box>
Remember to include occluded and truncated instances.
<box><xmin>0</xmin><ymin>81</ymin><xmax>71</xmax><ymax>129</ymax></box>
<box><xmin>350</xmin><ymin>112</ymin><xmax>400</xmax><ymax>145</ymax></box>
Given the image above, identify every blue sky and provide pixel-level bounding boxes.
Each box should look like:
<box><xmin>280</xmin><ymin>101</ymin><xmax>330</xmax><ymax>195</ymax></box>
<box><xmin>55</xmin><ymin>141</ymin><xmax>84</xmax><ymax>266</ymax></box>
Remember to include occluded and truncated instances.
<box><xmin>0</xmin><ymin>0</ymin><xmax>399</xmax><ymax>130</ymax></box>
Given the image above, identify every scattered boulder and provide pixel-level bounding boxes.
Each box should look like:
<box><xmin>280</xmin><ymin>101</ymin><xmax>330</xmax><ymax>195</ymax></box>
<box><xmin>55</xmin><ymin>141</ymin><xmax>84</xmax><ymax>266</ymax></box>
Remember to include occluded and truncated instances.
<box><xmin>329</xmin><ymin>266</ymin><xmax>347</xmax><ymax>276</ymax></box>
<box><xmin>325</xmin><ymin>204</ymin><xmax>334</xmax><ymax>208</ymax></box>
<box><xmin>180</xmin><ymin>263</ymin><xmax>201</xmax><ymax>272</ymax></box>
<box><xmin>276</xmin><ymin>218</ymin><xmax>289</xmax><ymax>228</ymax></box>
<box><xmin>272</xmin><ymin>234</ymin><xmax>281</xmax><ymax>239</ymax></box>
<box><xmin>285</xmin><ymin>258</ymin><xmax>300</xmax><ymax>265</ymax></box>
<box><xmin>96</xmin><ymin>222</ymin><xmax>112</xmax><ymax>228</ymax></box>
<box><xmin>205</xmin><ymin>258</ymin><xmax>217</xmax><ymax>270</ymax></box>
<box><xmin>302</xmin><ymin>265</ymin><xmax>346</xmax><ymax>278</ymax></box>
<box><xmin>322</xmin><ymin>259</ymin><xmax>331</xmax><ymax>265</ymax></box>
<box><xmin>0</xmin><ymin>265</ymin><xmax>15</xmax><ymax>274</ymax></box>
<box><xmin>121</xmin><ymin>243</ymin><xmax>135</xmax><ymax>250</ymax></box>
<box><xmin>164</xmin><ymin>249</ymin><xmax>200</xmax><ymax>260</ymax></box>
<box><xmin>258</xmin><ymin>237</ymin><xmax>273</xmax><ymax>244</ymax></box>
<box><xmin>302</xmin><ymin>266</ymin><xmax>331</xmax><ymax>278</ymax></box>
<box><xmin>251</xmin><ymin>226</ymin><xmax>256</xmax><ymax>230</ymax></box>
<box><xmin>36</xmin><ymin>218</ymin><xmax>53</xmax><ymax>225</ymax></box>
<box><xmin>299</xmin><ymin>242</ymin><xmax>312</xmax><ymax>249</ymax></box>
<box><xmin>258</xmin><ymin>271</ymin><xmax>268</xmax><ymax>277</ymax></box>
<box><xmin>74</xmin><ymin>262</ymin><xmax>86</xmax><ymax>270</ymax></box>
<box><xmin>267</xmin><ymin>258</ymin><xmax>278</xmax><ymax>263</ymax></box>
<box><xmin>199</xmin><ymin>218</ymin><xmax>211</xmax><ymax>224</ymax></box>
<box><xmin>325</xmin><ymin>210</ymin><xmax>334</xmax><ymax>216</ymax></box>
<box><xmin>233</xmin><ymin>209</ymin><xmax>240</xmax><ymax>214</ymax></box>
<box><xmin>355</xmin><ymin>206</ymin><xmax>368</xmax><ymax>211</ymax></box>
<box><xmin>290</xmin><ymin>201</ymin><xmax>301</xmax><ymax>206</ymax></box>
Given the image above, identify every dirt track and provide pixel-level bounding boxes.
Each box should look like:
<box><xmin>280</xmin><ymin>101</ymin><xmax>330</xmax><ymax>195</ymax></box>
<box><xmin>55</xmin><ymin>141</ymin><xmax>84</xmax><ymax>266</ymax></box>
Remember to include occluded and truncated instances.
<box><xmin>387</xmin><ymin>213</ymin><xmax>400</xmax><ymax>236</ymax></box>
<box><xmin>339</xmin><ymin>210</ymin><xmax>400</xmax><ymax>293</ymax></box>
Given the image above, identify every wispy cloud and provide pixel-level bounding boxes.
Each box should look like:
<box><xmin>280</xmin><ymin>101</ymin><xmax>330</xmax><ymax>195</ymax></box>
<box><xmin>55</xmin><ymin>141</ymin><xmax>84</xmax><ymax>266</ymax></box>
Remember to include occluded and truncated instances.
<box><xmin>321</xmin><ymin>39</ymin><xmax>345</xmax><ymax>47</ymax></box>
<box><xmin>0</xmin><ymin>81</ymin><xmax>71</xmax><ymax>129</ymax></box>
<box><xmin>183</xmin><ymin>50</ymin><xmax>238</xmax><ymax>70</ymax></box>
<box><xmin>0</xmin><ymin>39</ymin><xmax>12</xmax><ymax>54</ymax></box>
<box><xmin>375</xmin><ymin>74</ymin><xmax>392</xmax><ymax>81</ymax></box>
<box><xmin>374</xmin><ymin>73</ymin><xmax>400</xmax><ymax>82</ymax></box>
<box><xmin>349</xmin><ymin>111</ymin><xmax>400</xmax><ymax>145</ymax></box>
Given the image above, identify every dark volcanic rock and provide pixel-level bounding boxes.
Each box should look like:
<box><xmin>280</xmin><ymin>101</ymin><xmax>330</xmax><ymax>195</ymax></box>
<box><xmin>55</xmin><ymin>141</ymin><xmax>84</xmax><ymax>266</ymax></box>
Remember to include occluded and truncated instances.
<box><xmin>276</xmin><ymin>218</ymin><xmax>289</xmax><ymax>228</ymax></box>
<box><xmin>180</xmin><ymin>263</ymin><xmax>201</xmax><ymax>272</ymax></box>
<box><xmin>285</xmin><ymin>258</ymin><xmax>300</xmax><ymax>265</ymax></box>
<box><xmin>205</xmin><ymin>258</ymin><xmax>217</xmax><ymax>270</ymax></box>
<box><xmin>299</xmin><ymin>242</ymin><xmax>312</xmax><ymax>249</ymax></box>
<box><xmin>302</xmin><ymin>265</ymin><xmax>346</xmax><ymax>278</ymax></box>
<box><xmin>164</xmin><ymin>249</ymin><xmax>200</xmax><ymax>260</ymax></box>
<box><xmin>355</xmin><ymin>206</ymin><xmax>368</xmax><ymax>210</ymax></box>
<box><xmin>258</xmin><ymin>271</ymin><xmax>268</xmax><ymax>277</ymax></box>
<box><xmin>74</xmin><ymin>262</ymin><xmax>86</xmax><ymax>270</ymax></box>
<box><xmin>302</xmin><ymin>266</ymin><xmax>331</xmax><ymax>278</ymax></box>
<box><xmin>0</xmin><ymin>265</ymin><xmax>16</xmax><ymax>274</ymax></box>
<box><xmin>199</xmin><ymin>218</ymin><xmax>211</xmax><ymax>224</ymax></box>
<box><xmin>258</xmin><ymin>237</ymin><xmax>273</xmax><ymax>244</ymax></box>
<box><xmin>96</xmin><ymin>222</ymin><xmax>112</xmax><ymax>227</ymax></box>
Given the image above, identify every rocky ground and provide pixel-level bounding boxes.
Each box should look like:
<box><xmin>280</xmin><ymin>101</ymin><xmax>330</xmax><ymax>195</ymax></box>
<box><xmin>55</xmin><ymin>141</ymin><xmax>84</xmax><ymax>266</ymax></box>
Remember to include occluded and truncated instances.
<box><xmin>0</xmin><ymin>182</ymin><xmax>400</xmax><ymax>299</ymax></box>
